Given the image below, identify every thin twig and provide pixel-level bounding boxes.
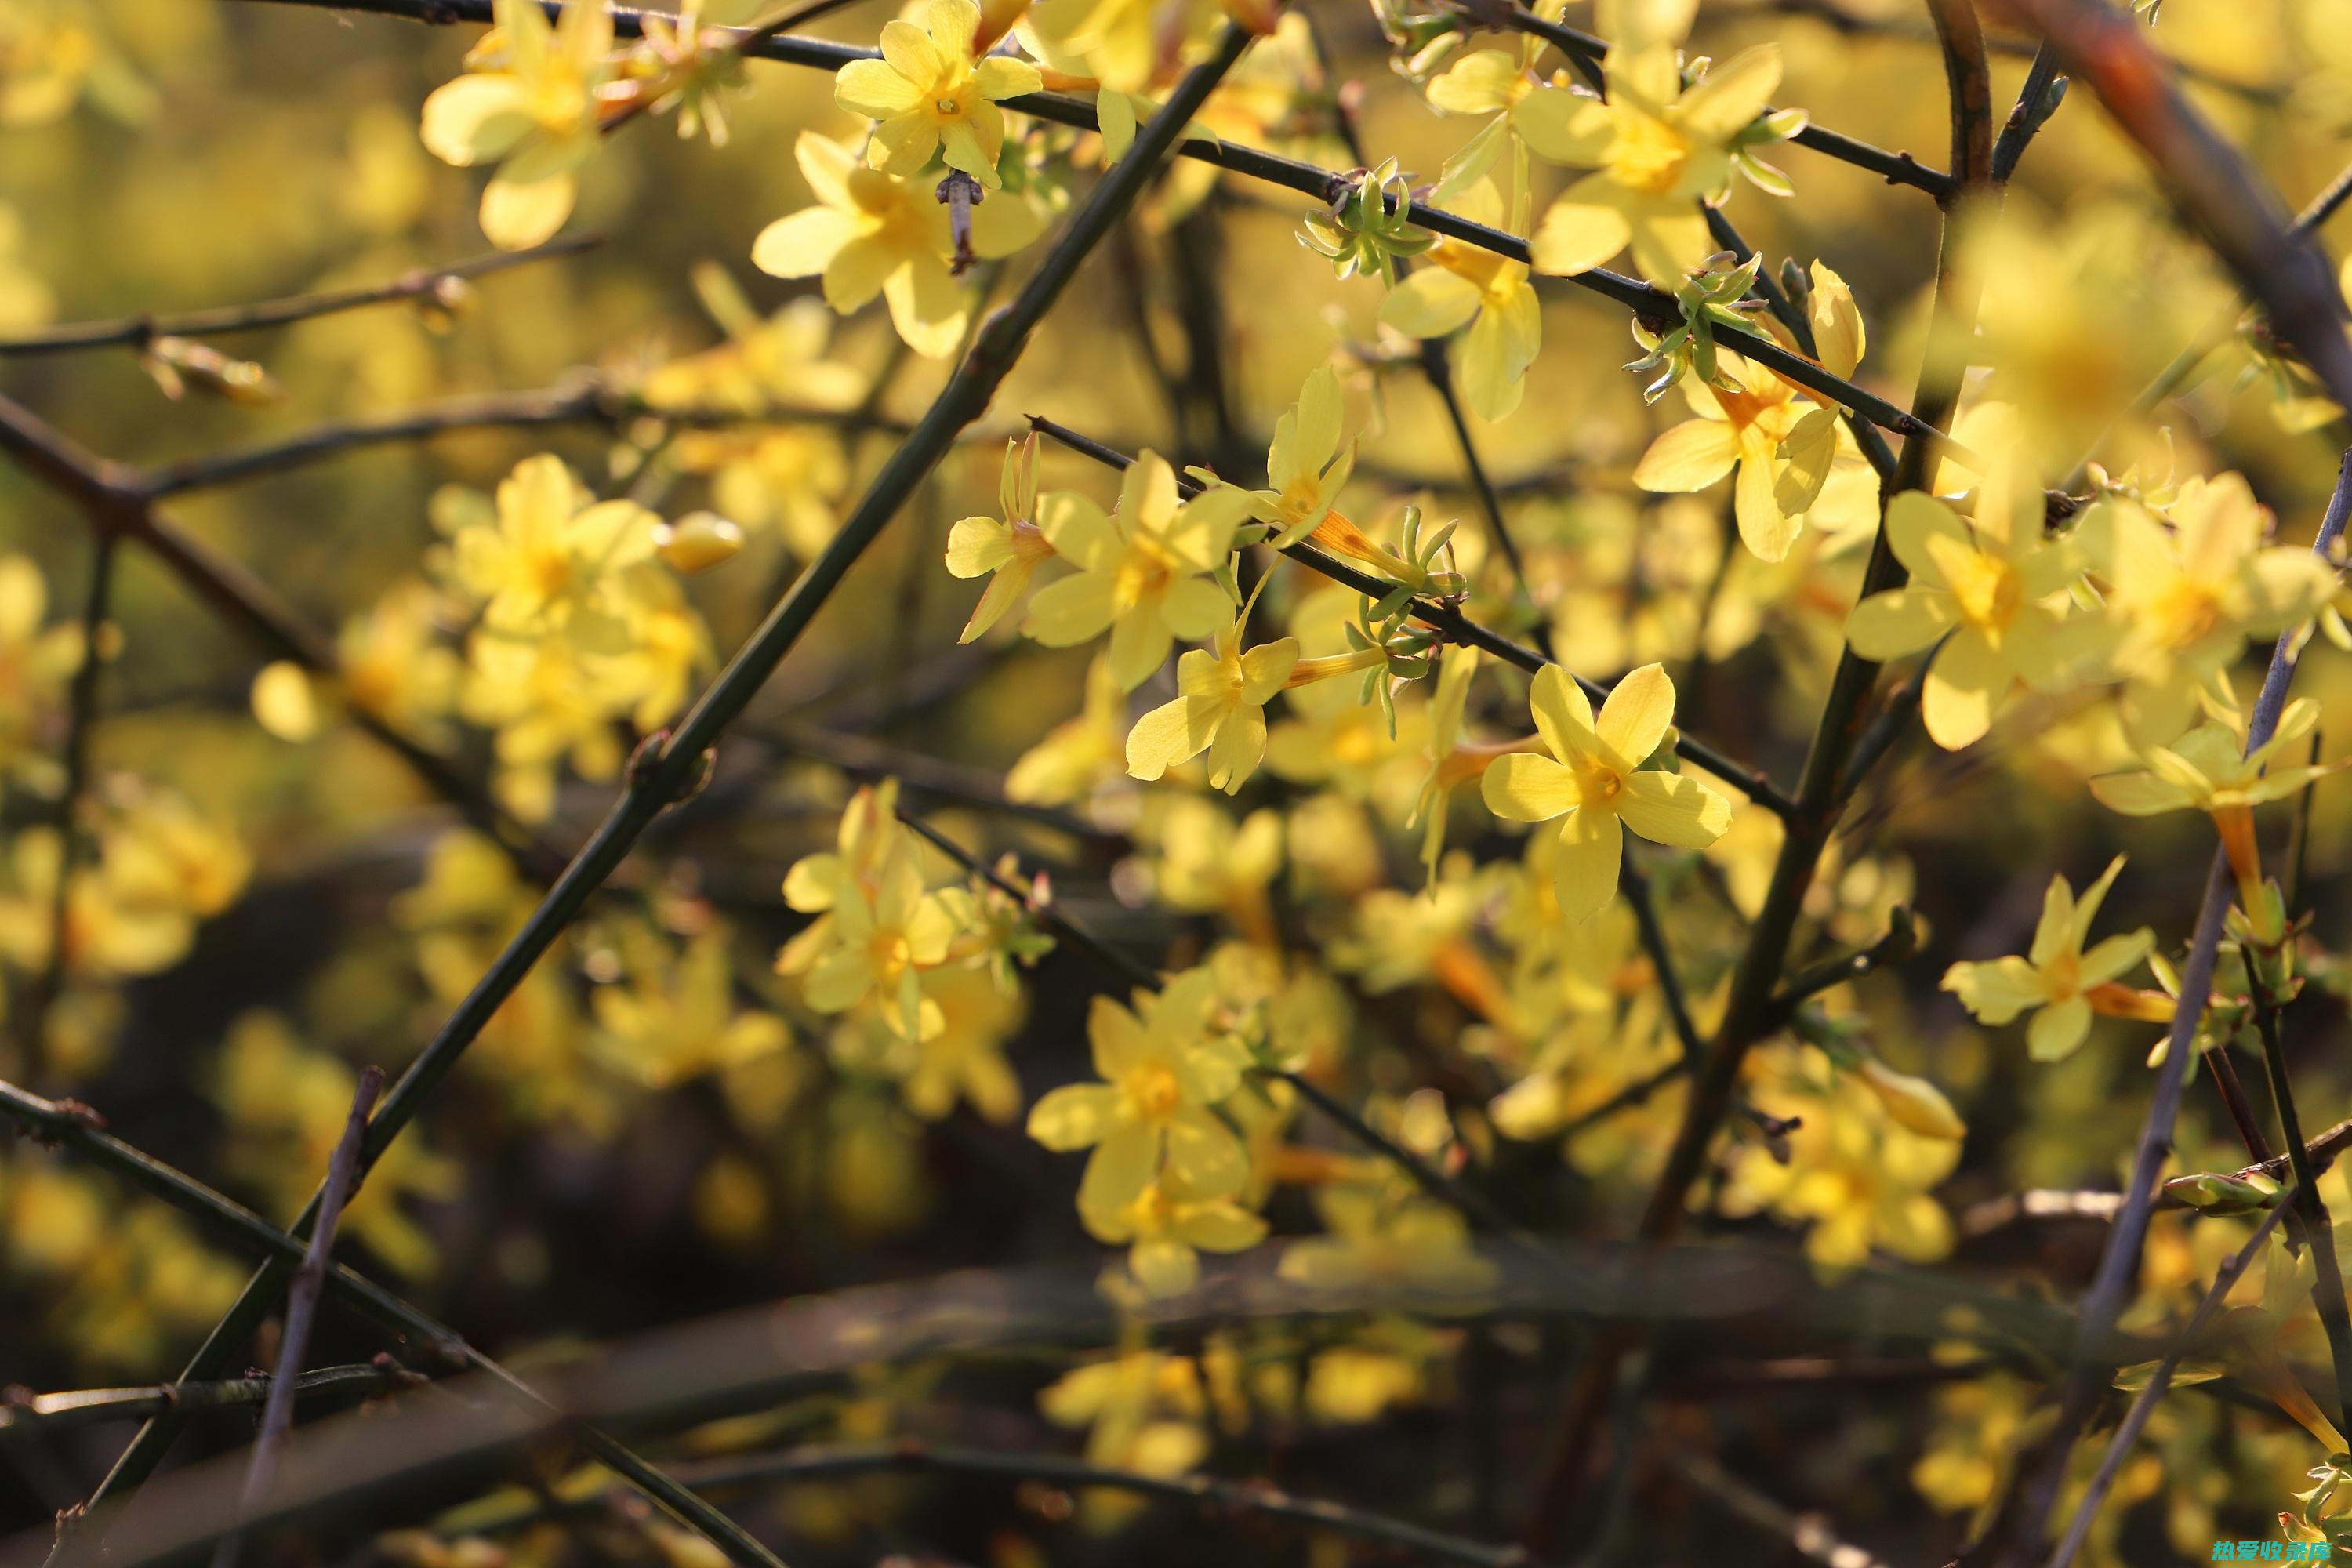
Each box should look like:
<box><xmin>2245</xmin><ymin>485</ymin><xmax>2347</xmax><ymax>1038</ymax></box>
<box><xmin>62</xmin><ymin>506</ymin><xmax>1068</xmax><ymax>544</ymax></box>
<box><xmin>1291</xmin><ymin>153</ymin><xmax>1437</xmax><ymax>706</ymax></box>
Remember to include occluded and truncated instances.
<box><xmin>1668</xmin><ymin>1448</ymin><xmax>1893</xmax><ymax>1568</ymax></box>
<box><xmin>2043</xmin><ymin>1192</ymin><xmax>2296</xmax><ymax>1568</ymax></box>
<box><xmin>227</xmin><ymin>0</ymin><xmax>1980</xmax><ymax>466</ymax></box>
<box><xmin>1027</xmin><ymin>414</ymin><xmax>1799</xmax><ymax>817</ymax></box>
<box><xmin>0</xmin><ymin>236</ymin><xmax>599</xmax><ymax>355</ymax></box>
<box><xmin>212</xmin><ymin>1066</ymin><xmax>383</xmax><ymax>1568</ymax></box>
<box><xmin>0</xmin><ymin>1078</ymin><xmax>784</xmax><ymax>1568</ymax></box>
<box><xmin>0</xmin><ymin>1365</ymin><xmax>419</xmax><ymax>1437</ymax></box>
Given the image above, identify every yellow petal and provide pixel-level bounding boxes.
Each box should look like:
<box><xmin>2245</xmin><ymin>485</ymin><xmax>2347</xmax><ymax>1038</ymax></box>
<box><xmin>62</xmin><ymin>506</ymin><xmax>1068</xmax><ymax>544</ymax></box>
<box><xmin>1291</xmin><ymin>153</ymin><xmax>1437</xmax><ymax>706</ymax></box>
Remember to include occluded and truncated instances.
<box><xmin>1481</xmin><ymin>752</ymin><xmax>1581</xmax><ymax>821</ymax></box>
<box><xmin>1595</xmin><ymin>662</ymin><xmax>1675</xmax><ymax>764</ymax></box>
<box><xmin>1631</xmin><ymin>419</ymin><xmax>1741</xmax><ymax>492</ymax></box>
<box><xmin>1552</xmin><ymin>806</ymin><xmax>1623</xmax><ymax>922</ymax></box>
<box><xmin>1617</xmin><ymin>769</ymin><xmax>1730</xmax><ymax>847</ymax></box>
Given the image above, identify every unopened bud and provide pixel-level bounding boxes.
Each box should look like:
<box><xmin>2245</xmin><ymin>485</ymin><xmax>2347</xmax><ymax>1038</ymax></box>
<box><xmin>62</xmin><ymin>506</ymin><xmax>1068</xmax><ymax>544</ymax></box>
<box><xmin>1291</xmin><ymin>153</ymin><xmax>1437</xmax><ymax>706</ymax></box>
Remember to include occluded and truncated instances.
<box><xmin>657</xmin><ymin>512</ymin><xmax>744</xmax><ymax>573</ymax></box>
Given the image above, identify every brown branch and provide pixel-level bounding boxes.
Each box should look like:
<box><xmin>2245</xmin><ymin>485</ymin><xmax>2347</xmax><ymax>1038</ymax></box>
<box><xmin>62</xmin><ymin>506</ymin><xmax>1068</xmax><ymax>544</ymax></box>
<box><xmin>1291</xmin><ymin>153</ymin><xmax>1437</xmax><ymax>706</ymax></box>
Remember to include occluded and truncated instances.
<box><xmin>212</xmin><ymin>1068</ymin><xmax>383</xmax><ymax>1568</ymax></box>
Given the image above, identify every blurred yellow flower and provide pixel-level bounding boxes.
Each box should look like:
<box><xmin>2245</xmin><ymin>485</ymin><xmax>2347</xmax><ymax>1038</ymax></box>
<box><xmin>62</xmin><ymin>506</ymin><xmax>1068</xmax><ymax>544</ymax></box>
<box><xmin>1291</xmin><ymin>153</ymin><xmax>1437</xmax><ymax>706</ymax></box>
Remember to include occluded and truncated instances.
<box><xmin>419</xmin><ymin>0</ymin><xmax>615</xmax><ymax>249</ymax></box>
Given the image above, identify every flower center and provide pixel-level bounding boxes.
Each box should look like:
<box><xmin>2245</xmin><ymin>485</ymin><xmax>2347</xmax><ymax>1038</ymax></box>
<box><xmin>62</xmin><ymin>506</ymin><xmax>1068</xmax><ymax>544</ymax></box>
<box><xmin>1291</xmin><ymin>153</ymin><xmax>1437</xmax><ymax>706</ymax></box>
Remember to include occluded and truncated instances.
<box><xmin>1609</xmin><ymin>113</ymin><xmax>1693</xmax><ymax>195</ymax></box>
<box><xmin>1130</xmin><ymin>1062</ymin><xmax>1183</xmax><ymax>1121</ymax></box>
<box><xmin>1946</xmin><ymin>551</ymin><xmax>2021</xmax><ymax>630</ymax></box>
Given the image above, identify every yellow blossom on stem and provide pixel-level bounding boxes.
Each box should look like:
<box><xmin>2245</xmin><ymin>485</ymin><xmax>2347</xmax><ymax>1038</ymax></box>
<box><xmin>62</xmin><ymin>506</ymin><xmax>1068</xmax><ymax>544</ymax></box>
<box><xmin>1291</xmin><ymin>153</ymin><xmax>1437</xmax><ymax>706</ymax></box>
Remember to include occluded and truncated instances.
<box><xmin>2088</xmin><ymin>699</ymin><xmax>2342</xmax><ymax>897</ymax></box>
<box><xmin>832</xmin><ymin>0</ymin><xmax>1041</xmax><ymax>188</ymax></box>
<box><xmin>1525</xmin><ymin>0</ymin><xmax>1783</xmax><ymax>285</ymax></box>
<box><xmin>1196</xmin><ymin>365</ymin><xmax>1357</xmax><ymax>549</ymax></box>
<box><xmin>787</xmin><ymin>836</ymin><xmax>959</xmax><ymax>1040</ymax></box>
<box><xmin>1026</xmin><ymin>970</ymin><xmax>1254</xmax><ymax>1218</ymax></box>
<box><xmin>448</xmin><ymin>453</ymin><xmax>659</xmax><ymax>646</ymax></box>
<box><xmin>1481</xmin><ymin>662</ymin><xmax>1731</xmax><ymax>921</ymax></box>
<box><xmin>945</xmin><ymin>432</ymin><xmax>1054</xmax><ymax>641</ymax></box>
<box><xmin>1022</xmin><ymin>449</ymin><xmax>1247</xmax><ymax>690</ymax></box>
<box><xmin>1941</xmin><ymin>856</ymin><xmax>2156</xmax><ymax>1062</ymax></box>
<box><xmin>1842</xmin><ymin>488</ymin><xmax>2089</xmax><ymax>750</ymax></box>
<box><xmin>752</xmin><ymin>131</ymin><xmax>1044</xmax><ymax>358</ymax></box>
<box><xmin>1631</xmin><ymin>345</ymin><xmax>1864</xmax><ymax>562</ymax></box>
<box><xmin>419</xmin><ymin>0</ymin><xmax>615</xmax><ymax>249</ymax></box>
<box><xmin>1379</xmin><ymin>180</ymin><xmax>1541</xmax><ymax>422</ymax></box>
<box><xmin>1125</xmin><ymin>601</ymin><xmax>1300</xmax><ymax>793</ymax></box>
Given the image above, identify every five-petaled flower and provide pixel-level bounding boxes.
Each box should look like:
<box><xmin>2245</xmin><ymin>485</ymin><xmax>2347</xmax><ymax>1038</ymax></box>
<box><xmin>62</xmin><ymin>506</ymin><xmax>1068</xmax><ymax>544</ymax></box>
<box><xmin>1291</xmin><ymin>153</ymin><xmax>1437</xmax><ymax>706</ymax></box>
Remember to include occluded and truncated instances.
<box><xmin>1022</xmin><ymin>451</ymin><xmax>1249</xmax><ymax>691</ymax></box>
<box><xmin>1525</xmin><ymin>0</ymin><xmax>1784</xmax><ymax>285</ymax></box>
<box><xmin>1027</xmin><ymin>971</ymin><xmax>1254</xmax><ymax>1223</ymax></box>
<box><xmin>1207</xmin><ymin>365</ymin><xmax>1359</xmax><ymax>549</ymax></box>
<box><xmin>1481</xmin><ymin>662</ymin><xmax>1732</xmax><ymax>921</ymax></box>
<box><xmin>832</xmin><ymin>0</ymin><xmax>1042</xmax><ymax>188</ymax></box>
<box><xmin>1125</xmin><ymin>605</ymin><xmax>1301</xmax><ymax>793</ymax></box>
<box><xmin>1943</xmin><ymin>857</ymin><xmax>2155</xmax><ymax>1061</ymax></box>
<box><xmin>753</xmin><ymin>131</ymin><xmax>1044</xmax><ymax>357</ymax></box>
<box><xmin>1843</xmin><ymin>487</ymin><xmax>2090</xmax><ymax>750</ymax></box>
<box><xmin>419</xmin><ymin>0</ymin><xmax>616</xmax><ymax>249</ymax></box>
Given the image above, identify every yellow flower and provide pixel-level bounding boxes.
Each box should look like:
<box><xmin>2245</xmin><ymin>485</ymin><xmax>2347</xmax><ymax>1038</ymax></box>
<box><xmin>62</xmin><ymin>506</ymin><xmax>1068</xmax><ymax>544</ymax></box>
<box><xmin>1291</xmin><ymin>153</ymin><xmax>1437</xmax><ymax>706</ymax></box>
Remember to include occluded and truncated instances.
<box><xmin>2089</xmin><ymin>699</ymin><xmax>2339</xmax><ymax>821</ymax></box>
<box><xmin>448</xmin><ymin>454</ymin><xmax>660</xmax><ymax>646</ymax></box>
<box><xmin>832</xmin><ymin>0</ymin><xmax>1041</xmax><ymax>188</ymax></box>
<box><xmin>752</xmin><ymin>130</ymin><xmax>1044</xmax><ymax>358</ymax></box>
<box><xmin>1022</xmin><ymin>450</ymin><xmax>1246</xmax><ymax>690</ymax></box>
<box><xmin>2089</xmin><ymin>474</ymin><xmax>2339</xmax><ymax>741</ymax></box>
<box><xmin>1378</xmin><ymin>181</ymin><xmax>1541</xmax><ymax>421</ymax></box>
<box><xmin>900</xmin><ymin>964</ymin><xmax>1025</xmax><ymax>1123</ymax></box>
<box><xmin>1942</xmin><ymin>856</ymin><xmax>2154</xmax><ymax>1062</ymax></box>
<box><xmin>591</xmin><ymin>926</ymin><xmax>791</xmax><ymax>1088</ymax></box>
<box><xmin>1525</xmin><ymin>0</ymin><xmax>1781</xmax><ymax>285</ymax></box>
<box><xmin>1084</xmin><ymin>1171</ymin><xmax>1267</xmax><ymax>1297</ymax></box>
<box><xmin>1026</xmin><ymin>970</ymin><xmax>1253</xmax><ymax>1218</ymax></box>
<box><xmin>1481</xmin><ymin>663</ymin><xmax>1732</xmax><ymax>921</ymax></box>
<box><xmin>1632</xmin><ymin>347</ymin><xmax>1863</xmax><ymax>562</ymax></box>
<box><xmin>1125</xmin><ymin>606</ymin><xmax>1299</xmax><ymax>793</ymax></box>
<box><xmin>1206</xmin><ymin>366</ymin><xmax>1357</xmax><ymax>549</ymax></box>
<box><xmin>945</xmin><ymin>432</ymin><xmax>1054</xmax><ymax>641</ymax></box>
<box><xmin>1842</xmin><ymin>488</ymin><xmax>2089</xmax><ymax>750</ymax></box>
<box><xmin>1421</xmin><ymin>49</ymin><xmax>1571</xmax><ymax>197</ymax></box>
<box><xmin>784</xmin><ymin>834</ymin><xmax>960</xmax><ymax>1040</ymax></box>
<box><xmin>1039</xmin><ymin>1347</ymin><xmax>1209</xmax><ymax>1490</ymax></box>
<box><xmin>419</xmin><ymin>0</ymin><xmax>614</xmax><ymax>249</ymax></box>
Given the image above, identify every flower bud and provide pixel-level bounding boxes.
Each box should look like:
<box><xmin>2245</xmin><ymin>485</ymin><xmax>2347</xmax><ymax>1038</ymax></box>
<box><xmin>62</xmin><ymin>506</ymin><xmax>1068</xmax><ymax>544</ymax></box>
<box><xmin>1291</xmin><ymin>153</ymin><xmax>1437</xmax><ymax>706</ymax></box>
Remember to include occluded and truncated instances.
<box><xmin>657</xmin><ymin>512</ymin><xmax>743</xmax><ymax>574</ymax></box>
<box><xmin>1857</xmin><ymin>1058</ymin><xmax>1966</xmax><ymax>1141</ymax></box>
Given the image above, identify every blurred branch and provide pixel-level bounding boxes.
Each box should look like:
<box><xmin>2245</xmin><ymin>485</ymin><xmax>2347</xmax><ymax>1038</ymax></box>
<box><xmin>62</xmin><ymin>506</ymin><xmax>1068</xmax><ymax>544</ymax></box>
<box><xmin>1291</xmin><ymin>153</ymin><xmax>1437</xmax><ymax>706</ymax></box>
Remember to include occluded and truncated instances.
<box><xmin>214</xmin><ymin>1067</ymin><xmax>383</xmax><ymax>1568</ymax></box>
<box><xmin>1027</xmin><ymin>414</ymin><xmax>1801</xmax><ymax>817</ymax></box>
<box><xmin>137</xmin><ymin>378</ymin><xmax>916</xmax><ymax>498</ymax></box>
<box><xmin>54</xmin><ymin>36</ymin><xmax>1259</xmax><ymax>1553</ymax></box>
<box><xmin>0</xmin><ymin>1078</ymin><xmax>786</xmax><ymax>1568</ymax></box>
<box><xmin>457</xmin><ymin>1441</ymin><xmax>1551</xmax><ymax>1567</ymax></box>
<box><xmin>0</xmin><ymin>237</ymin><xmax>599</xmax><ymax>355</ymax></box>
<box><xmin>0</xmin><ymin>390</ymin><xmax>564</xmax><ymax>884</ymax></box>
<box><xmin>2045</xmin><ymin>1188</ymin><xmax>2296</xmax><ymax>1568</ymax></box>
<box><xmin>1665</xmin><ymin>1448</ymin><xmax>1892</xmax><ymax>1568</ymax></box>
<box><xmin>229</xmin><ymin>0</ymin><xmax>1984</xmax><ymax>467</ymax></box>
<box><xmin>0</xmin><ymin>1365</ymin><xmax>422</xmax><ymax>1438</ymax></box>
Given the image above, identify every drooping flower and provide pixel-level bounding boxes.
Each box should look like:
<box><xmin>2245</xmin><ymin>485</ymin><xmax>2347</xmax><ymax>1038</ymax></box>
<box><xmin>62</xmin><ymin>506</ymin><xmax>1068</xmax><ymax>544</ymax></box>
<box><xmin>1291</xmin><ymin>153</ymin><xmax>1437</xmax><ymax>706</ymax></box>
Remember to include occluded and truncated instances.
<box><xmin>2088</xmin><ymin>701</ymin><xmax>2343</xmax><ymax>898</ymax></box>
<box><xmin>1942</xmin><ymin>857</ymin><xmax>2156</xmax><ymax>1062</ymax></box>
<box><xmin>752</xmin><ymin>130</ymin><xmax>1044</xmax><ymax>358</ymax></box>
<box><xmin>419</xmin><ymin>0</ymin><xmax>615</xmax><ymax>249</ymax></box>
<box><xmin>832</xmin><ymin>0</ymin><xmax>1042</xmax><ymax>188</ymax></box>
<box><xmin>1480</xmin><ymin>663</ymin><xmax>1732</xmax><ymax>920</ymax></box>
<box><xmin>946</xmin><ymin>433</ymin><xmax>1055</xmax><ymax>641</ymax></box>
<box><xmin>1524</xmin><ymin>0</ymin><xmax>1784</xmax><ymax>285</ymax></box>
<box><xmin>1022</xmin><ymin>451</ymin><xmax>1248</xmax><ymax>690</ymax></box>
<box><xmin>1842</xmin><ymin>486</ymin><xmax>2092</xmax><ymax>750</ymax></box>
<box><xmin>1377</xmin><ymin>180</ymin><xmax>1541</xmax><ymax>421</ymax></box>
